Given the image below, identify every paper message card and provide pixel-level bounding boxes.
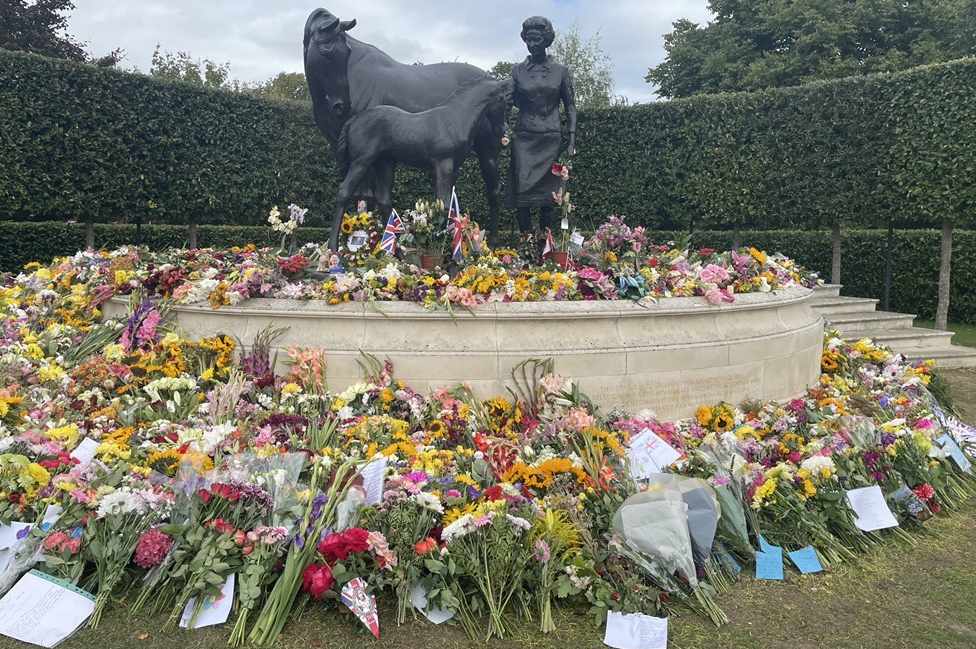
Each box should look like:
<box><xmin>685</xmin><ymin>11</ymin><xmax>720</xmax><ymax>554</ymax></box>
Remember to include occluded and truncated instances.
<box><xmin>788</xmin><ymin>546</ymin><xmax>823</xmax><ymax>574</ymax></box>
<box><xmin>180</xmin><ymin>573</ymin><xmax>235</xmax><ymax>629</ymax></box>
<box><xmin>755</xmin><ymin>535</ymin><xmax>784</xmax><ymax>580</ymax></box>
<box><xmin>0</xmin><ymin>522</ymin><xmax>32</xmax><ymax>551</ymax></box>
<box><xmin>0</xmin><ymin>569</ymin><xmax>94</xmax><ymax>648</ymax></box>
<box><xmin>603</xmin><ymin>610</ymin><xmax>668</xmax><ymax>649</ymax></box>
<box><xmin>70</xmin><ymin>438</ymin><xmax>100</xmax><ymax>467</ymax></box>
<box><xmin>937</xmin><ymin>434</ymin><xmax>972</xmax><ymax>472</ymax></box>
<box><xmin>41</xmin><ymin>505</ymin><xmax>62</xmax><ymax>531</ymax></box>
<box><xmin>409</xmin><ymin>582</ymin><xmax>454</xmax><ymax>624</ymax></box>
<box><xmin>627</xmin><ymin>428</ymin><xmax>681</xmax><ymax>479</ymax></box>
<box><xmin>360</xmin><ymin>457</ymin><xmax>387</xmax><ymax>506</ymax></box>
<box><xmin>718</xmin><ymin>550</ymin><xmax>742</xmax><ymax>574</ymax></box>
<box><xmin>845</xmin><ymin>485</ymin><xmax>899</xmax><ymax>531</ymax></box>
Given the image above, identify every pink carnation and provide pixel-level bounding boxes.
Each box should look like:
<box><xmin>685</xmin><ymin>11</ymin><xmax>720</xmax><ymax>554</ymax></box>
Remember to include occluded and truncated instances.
<box><xmin>133</xmin><ymin>527</ymin><xmax>173</xmax><ymax>569</ymax></box>
<box><xmin>700</xmin><ymin>263</ymin><xmax>730</xmax><ymax>284</ymax></box>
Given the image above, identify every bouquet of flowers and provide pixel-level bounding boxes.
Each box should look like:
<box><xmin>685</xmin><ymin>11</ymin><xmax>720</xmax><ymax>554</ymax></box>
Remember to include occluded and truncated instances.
<box><xmin>83</xmin><ymin>474</ymin><xmax>173</xmax><ymax>627</ymax></box>
<box><xmin>359</xmin><ymin>472</ymin><xmax>443</xmax><ymax>624</ymax></box>
<box><xmin>442</xmin><ymin>501</ymin><xmax>534</xmax><ymax>639</ymax></box>
<box><xmin>336</xmin><ymin>205</ymin><xmax>382</xmax><ymax>269</ymax></box>
<box><xmin>268</xmin><ymin>203</ymin><xmax>308</xmax><ymax>256</ymax></box>
<box><xmin>400</xmin><ymin>200</ymin><xmax>443</xmax><ymax>255</ymax></box>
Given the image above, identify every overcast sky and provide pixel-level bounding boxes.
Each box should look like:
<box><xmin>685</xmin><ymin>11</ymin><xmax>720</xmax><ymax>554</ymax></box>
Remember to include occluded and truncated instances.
<box><xmin>68</xmin><ymin>1</ymin><xmax>714</xmax><ymax>103</ymax></box>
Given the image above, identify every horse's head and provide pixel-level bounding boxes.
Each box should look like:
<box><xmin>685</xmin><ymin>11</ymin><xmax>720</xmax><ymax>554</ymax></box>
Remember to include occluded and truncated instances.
<box><xmin>304</xmin><ymin>8</ymin><xmax>357</xmax><ymax>119</ymax></box>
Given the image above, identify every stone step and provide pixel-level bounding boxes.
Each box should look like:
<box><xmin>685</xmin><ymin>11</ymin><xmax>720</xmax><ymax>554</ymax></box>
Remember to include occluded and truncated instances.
<box><xmin>813</xmin><ymin>283</ymin><xmax>843</xmax><ymax>299</ymax></box>
<box><xmin>810</xmin><ymin>295</ymin><xmax>880</xmax><ymax>315</ymax></box>
<box><xmin>901</xmin><ymin>345</ymin><xmax>976</xmax><ymax>369</ymax></box>
<box><xmin>844</xmin><ymin>326</ymin><xmax>956</xmax><ymax>350</ymax></box>
<box><xmin>822</xmin><ymin>310</ymin><xmax>916</xmax><ymax>332</ymax></box>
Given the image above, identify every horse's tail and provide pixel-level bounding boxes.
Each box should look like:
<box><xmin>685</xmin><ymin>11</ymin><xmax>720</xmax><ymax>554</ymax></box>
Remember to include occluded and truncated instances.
<box><xmin>337</xmin><ymin>119</ymin><xmax>352</xmax><ymax>178</ymax></box>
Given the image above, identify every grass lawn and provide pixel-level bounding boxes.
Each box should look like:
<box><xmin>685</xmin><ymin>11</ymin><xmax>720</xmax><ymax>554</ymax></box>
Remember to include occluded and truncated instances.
<box><xmin>1</xmin><ymin>369</ymin><xmax>974</xmax><ymax>649</ymax></box>
<box><xmin>915</xmin><ymin>319</ymin><xmax>976</xmax><ymax>348</ymax></box>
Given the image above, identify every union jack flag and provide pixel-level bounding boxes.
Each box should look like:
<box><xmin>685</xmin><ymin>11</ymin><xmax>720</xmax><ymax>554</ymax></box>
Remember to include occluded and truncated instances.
<box><xmin>447</xmin><ymin>189</ymin><xmax>463</xmax><ymax>262</ymax></box>
<box><xmin>379</xmin><ymin>208</ymin><xmax>404</xmax><ymax>255</ymax></box>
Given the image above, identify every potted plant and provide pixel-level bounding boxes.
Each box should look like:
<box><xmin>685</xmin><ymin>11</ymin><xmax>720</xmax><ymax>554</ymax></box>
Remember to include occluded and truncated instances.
<box><xmin>549</xmin><ymin>159</ymin><xmax>573</xmax><ymax>268</ymax></box>
<box><xmin>403</xmin><ymin>199</ymin><xmax>445</xmax><ymax>271</ymax></box>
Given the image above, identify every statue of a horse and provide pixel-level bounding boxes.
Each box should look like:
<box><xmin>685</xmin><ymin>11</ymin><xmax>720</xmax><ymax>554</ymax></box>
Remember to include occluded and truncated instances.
<box><xmin>303</xmin><ymin>8</ymin><xmax>508</xmax><ymax>250</ymax></box>
<box><xmin>333</xmin><ymin>76</ymin><xmax>514</xmax><ymax>252</ymax></box>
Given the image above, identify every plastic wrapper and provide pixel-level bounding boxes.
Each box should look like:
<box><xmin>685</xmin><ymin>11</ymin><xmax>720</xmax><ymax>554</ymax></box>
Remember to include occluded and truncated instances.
<box><xmin>0</xmin><ymin>535</ymin><xmax>43</xmax><ymax>598</ymax></box>
<box><xmin>613</xmin><ymin>474</ymin><xmax>721</xmax><ymax>589</ymax></box>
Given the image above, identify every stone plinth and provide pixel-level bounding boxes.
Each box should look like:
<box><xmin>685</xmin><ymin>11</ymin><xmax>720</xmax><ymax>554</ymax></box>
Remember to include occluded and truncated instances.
<box><xmin>103</xmin><ymin>285</ymin><xmax>824</xmax><ymax>421</ymax></box>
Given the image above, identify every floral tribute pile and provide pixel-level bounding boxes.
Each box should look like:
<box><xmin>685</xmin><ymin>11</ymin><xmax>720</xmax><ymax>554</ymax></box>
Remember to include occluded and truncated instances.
<box><xmin>0</xmin><ymin>226</ymin><xmax>972</xmax><ymax>644</ymax></box>
<box><xmin>100</xmin><ymin>212</ymin><xmax>818</xmax><ymax>310</ymax></box>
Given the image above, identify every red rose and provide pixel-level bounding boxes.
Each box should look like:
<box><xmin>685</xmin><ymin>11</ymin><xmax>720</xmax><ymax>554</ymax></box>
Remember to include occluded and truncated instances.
<box><xmin>301</xmin><ymin>562</ymin><xmax>334</xmax><ymax>599</ymax></box>
<box><xmin>317</xmin><ymin>532</ymin><xmax>349</xmax><ymax>560</ymax></box>
<box><xmin>340</xmin><ymin>527</ymin><xmax>370</xmax><ymax>554</ymax></box>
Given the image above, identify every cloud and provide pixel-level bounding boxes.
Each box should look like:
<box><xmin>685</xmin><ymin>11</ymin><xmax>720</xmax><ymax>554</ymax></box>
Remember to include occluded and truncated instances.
<box><xmin>68</xmin><ymin>0</ymin><xmax>713</xmax><ymax>101</ymax></box>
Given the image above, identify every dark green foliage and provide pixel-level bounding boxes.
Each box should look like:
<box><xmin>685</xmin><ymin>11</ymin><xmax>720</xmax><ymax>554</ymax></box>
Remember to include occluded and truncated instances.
<box><xmin>0</xmin><ymin>50</ymin><xmax>338</xmax><ymax>228</ymax></box>
<box><xmin>3</xmin><ymin>50</ymin><xmax>976</xmax><ymax>297</ymax></box>
<box><xmin>647</xmin><ymin>0</ymin><xmax>976</xmax><ymax>99</ymax></box>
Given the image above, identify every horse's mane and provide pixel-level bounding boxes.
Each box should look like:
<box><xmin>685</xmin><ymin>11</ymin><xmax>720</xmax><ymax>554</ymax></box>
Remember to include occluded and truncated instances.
<box><xmin>442</xmin><ymin>75</ymin><xmax>493</xmax><ymax>104</ymax></box>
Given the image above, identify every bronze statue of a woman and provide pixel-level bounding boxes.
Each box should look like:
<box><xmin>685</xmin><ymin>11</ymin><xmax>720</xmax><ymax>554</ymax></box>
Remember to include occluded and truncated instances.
<box><xmin>504</xmin><ymin>16</ymin><xmax>577</xmax><ymax>234</ymax></box>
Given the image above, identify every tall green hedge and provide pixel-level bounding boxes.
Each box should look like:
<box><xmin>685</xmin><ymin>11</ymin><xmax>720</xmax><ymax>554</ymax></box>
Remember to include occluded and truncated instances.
<box><xmin>2</xmin><ymin>50</ymin><xmax>975</xmax><ymax>233</ymax></box>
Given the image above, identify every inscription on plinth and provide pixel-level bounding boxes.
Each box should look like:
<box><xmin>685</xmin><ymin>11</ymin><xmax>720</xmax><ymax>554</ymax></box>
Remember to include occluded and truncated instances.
<box><xmin>585</xmin><ymin>368</ymin><xmax>765</xmax><ymax>420</ymax></box>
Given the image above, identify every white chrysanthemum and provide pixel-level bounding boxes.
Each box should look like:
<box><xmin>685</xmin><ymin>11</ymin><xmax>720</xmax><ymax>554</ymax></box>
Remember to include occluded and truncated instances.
<box><xmin>505</xmin><ymin>514</ymin><xmax>531</xmax><ymax>532</ymax></box>
<box><xmin>412</xmin><ymin>491</ymin><xmax>444</xmax><ymax>514</ymax></box>
<box><xmin>800</xmin><ymin>456</ymin><xmax>835</xmax><ymax>473</ymax></box>
<box><xmin>441</xmin><ymin>513</ymin><xmax>475</xmax><ymax>544</ymax></box>
<box><xmin>95</xmin><ymin>486</ymin><xmax>146</xmax><ymax>518</ymax></box>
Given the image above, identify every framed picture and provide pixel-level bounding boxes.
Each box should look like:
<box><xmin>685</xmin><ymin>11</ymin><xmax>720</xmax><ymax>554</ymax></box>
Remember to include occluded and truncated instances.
<box><xmin>347</xmin><ymin>230</ymin><xmax>368</xmax><ymax>252</ymax></box>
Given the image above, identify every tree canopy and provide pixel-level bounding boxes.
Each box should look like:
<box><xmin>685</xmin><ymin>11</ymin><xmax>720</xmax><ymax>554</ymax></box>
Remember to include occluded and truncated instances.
<box><xmin>243</xmin><ymin>71</ymin><xmax>310</xmax><ymax>102</ymax></box>
<box><xmin>647</xmin><ymin>0</ymin><xmax>976</xmax><ymax>99</ymax></box>
<box><xmin>148</xmin><ymin>45</ymin><xmax>232</xmax><ymax>89</ymax></box>
<box><xmin>0</xmin><ymin>0</ymin><xmax>119</xmax><ymax>65</ymax></box>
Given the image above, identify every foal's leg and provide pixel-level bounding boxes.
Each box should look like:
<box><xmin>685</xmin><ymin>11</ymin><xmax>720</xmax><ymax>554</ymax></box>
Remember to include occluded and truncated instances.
<box><xmin>473</xmin><ymin>138</ymin><xmax>502</xmax><ymax>249</ymax></box>
<box><xmin>372</xmin><ymin>157</ymin><xmax>396</xmax><ymax>223</ymax></box>
<box><xmin>331</xmin><ymin>157</ymin><xmax>374</xmax><ymax>253</ymax></box>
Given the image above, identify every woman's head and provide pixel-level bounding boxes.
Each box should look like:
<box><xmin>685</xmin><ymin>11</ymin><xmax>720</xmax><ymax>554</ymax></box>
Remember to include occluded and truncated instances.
<box><xmin>521</xmin><ymin>16</ymin><xmax>555</xmax><ymax>48</ymax></box>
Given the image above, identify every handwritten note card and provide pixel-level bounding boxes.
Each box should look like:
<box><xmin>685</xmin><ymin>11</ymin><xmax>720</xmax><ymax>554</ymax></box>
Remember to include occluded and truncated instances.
<box><xmin>755</xmin><ymin>535</ymin><xmax>784</xmax><ymax>580</ymax></box>
<box><xmin>788</xmin><ymin>546</ymin><xmax>823</xmax><ymax>574</ymax></box>
<box><xmin>0</xmin><ymin>522</ymin><xmax>32</xmax><ymax>551</ymax></box>
<box><xmin>845</xmin><ymin>485</ymin><xmax>899</xmax><ymax>531</ymax></box>
<box><xmin>0</xmin><ymin>570</ymin><xmax>94</xmax><ymax>648</ymax></box>
<box><xmin>627</xmin><ymin>428</ymin><xmax>682</xmax><ymax>479</ymax></box>
<box><xmin>604</xmin><ymin>610</ymin><xmax>668</xmax><ymax>649</ymax></box>
<box><xmin>70</xmin><ymin>438</ymin><xmax>100</xmax><ymax>467</ymax></box>
<box><xmin>360</xmin><ymin>457</ymin><xmax>387</xmax><ymax>506</ymax></box>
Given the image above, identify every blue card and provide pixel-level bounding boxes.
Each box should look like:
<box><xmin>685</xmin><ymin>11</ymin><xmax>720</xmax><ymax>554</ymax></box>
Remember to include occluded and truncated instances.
<box><xmin>720</xmin><ymin>551</ymin><xmax>742</xmax><ymax>574</ymax></box>
<box><xmin>787</xmin><ymin>546</ymin><xmax>823</xmax><ymax>574</ymax></box>
<box><xmin>755</xmin><ymin>536</ymin><xmax>784</xmax><ymax>580</ymax></box>
<box><xmin>938</xmin><ymin>434</ymin><xmax>972</xmax><ymax>472</ymax></box>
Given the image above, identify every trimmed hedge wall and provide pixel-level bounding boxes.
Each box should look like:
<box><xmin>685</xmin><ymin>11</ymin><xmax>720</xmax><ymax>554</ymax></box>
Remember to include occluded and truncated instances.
<box><xmin>2</xmin><ymin>50</ymin><xmax>976</xmax><ymax>233</ymax></box>
<box><xmin>2</xmin><ymin>222</ymin><xmax>974</xmax><ymax>325</ymax></box>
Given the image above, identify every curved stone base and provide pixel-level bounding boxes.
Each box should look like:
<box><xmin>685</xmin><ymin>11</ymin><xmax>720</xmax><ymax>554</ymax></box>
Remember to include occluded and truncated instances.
<box><xmin>104</xmin><ymin>285</ymin><xmax>824</xmax><ymax>421</ymax></box>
